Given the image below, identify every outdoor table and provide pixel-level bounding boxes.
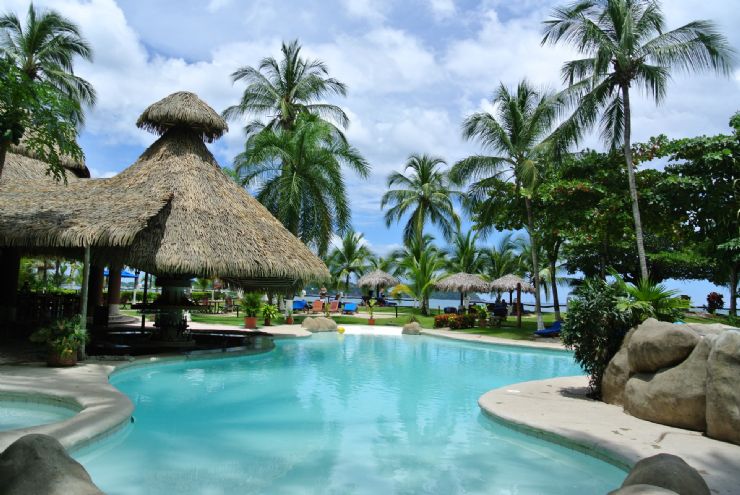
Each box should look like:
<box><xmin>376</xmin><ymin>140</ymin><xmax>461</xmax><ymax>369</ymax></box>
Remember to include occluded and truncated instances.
<box><xmin>209</xmin><ymin>300</ymin><xmax>225</xmax><ymax>313</ymax></box>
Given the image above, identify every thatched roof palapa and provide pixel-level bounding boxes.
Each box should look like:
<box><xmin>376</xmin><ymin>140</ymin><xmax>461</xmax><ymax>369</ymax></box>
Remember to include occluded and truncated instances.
<box><xmin>3</xmin><ymin>148</ymin><xmax>90</xmax><ymax>183</ymax></box>
<box><xmin>136</xmin><ymin>91</ymin><xmax>228</xmax><ymax>143</ymax></box>
<box><xmin>435</xmin><ymin>272</ymin><xmax>490</xmax><ymax>293</ymax></box>
<box><xmin>489</xmin><ymin>274</ymin><xmax>534</xmax><ymax>293</ymax></box>
<box><xmin>9</xmin><ymin>135</ymin><xmax>90</xmax><ymax>178</ymax></box>
<box><xmin>357</xmin><ymin>270</ymin><xmax>399</xmax><ymax>289</ymax></box>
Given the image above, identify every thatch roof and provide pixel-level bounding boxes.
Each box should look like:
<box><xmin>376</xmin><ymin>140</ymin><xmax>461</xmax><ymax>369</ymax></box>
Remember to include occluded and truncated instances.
<box><xmin>0</xmin><ymin>178</ymin><xmax>171</xmax><ymax>248</ymax></box>
<box><xmin>357</xmin><ymin>270</ymin><xmax>399</xmax><ymax>288</ymax></box>
<box><xmin>136</xmin><ymin>91</ymin><xmax>228</xmax><ymax>143</ymax></box>
<box><xmin>435</xmin><ymin>272</ymin><xmax>490</xmax><ymax>293</ymax></box>
<box><xmin>489</xmin><ymin>274</ymin><xmax>534</xmax><ymax>293</ymax></box>
<box><xmin>3</xmin><ymin>147</ymin><xmax>90</xmax><ymax>181</ymax></box>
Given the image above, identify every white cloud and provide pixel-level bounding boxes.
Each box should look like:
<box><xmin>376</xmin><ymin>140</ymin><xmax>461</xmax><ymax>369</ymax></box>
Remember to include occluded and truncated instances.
<box><xmin>428</xmin><ymin>0</ymin><xmax>456</xmax><ymax>19</ymax></box>
<box><xmin>340</xmin><ymin>0</ymin><xmax>387</xmax><ymax>22</ymax></box>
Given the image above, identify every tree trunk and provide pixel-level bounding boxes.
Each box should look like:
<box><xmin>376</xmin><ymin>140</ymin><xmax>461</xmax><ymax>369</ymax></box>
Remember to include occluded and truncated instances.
<box><xmin>730</xmin><ymin>264</ymin><xmax>738</xmax><ymax>317</ymax></box>
<box><xmin>621</xmin><ymin>85</ymin><xmax>649</xmax><ymax>281</ymax></box>
<box><xmin>524</xmin><ymin>197</ymin><xmax>544</xmax><ymax>330</ymax></box>
<box><xmin>550</xmin><ymin>258</ymin><xmax>561</xmax><ymax>321</ymax></box>
<box><xmin>0</xmin><ymin>141</ymin><xmax>8</xmax><ymax>180</ymax></box>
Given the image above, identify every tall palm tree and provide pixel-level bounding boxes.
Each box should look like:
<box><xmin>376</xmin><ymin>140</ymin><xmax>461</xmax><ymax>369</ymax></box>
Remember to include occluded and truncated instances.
<box><xmin>223</xmin><ymin>39</ymin><xmax>348</xmax><ymax>136</ymax></box>
<box><xmin>483</xmin><ymin>233</ymin><xmax>526</xmax><ymax>294</ymax></box>
<box><xmin>396</xmin><ymin>236</ymin><xmax>443</xmax><ymax>316</ymax></box>
<box><xmin>0</xmin><ymin>3</ymin><xmax>95</xmax><ymax>124</ymax></box>
<box><xmin>327</xmin><ymin>230</ymin><xmax>372</xmax><ymax>291</ymax></box>
<box><xmin>450</xmin><ymin>81</ymin><xmax>568</xmax><ymax>330</ymax></box>
<box><xmin>542</xmin><ymin>0</ymin><xmax>734</xmax><ymax>280</ymax></box>
<box><xmin>445</xmin><ymin>230</ymin><xmax>485</xmax><ymax>274</ymax></box>
<box><xmin>381</xmin><ymin>154</ymin><xmax>460</xmax><ymax>243</ymax></box>
<box><xmin>515</xmin><ymin>236</ymin><xmax>572</xmax><ymax>321</ymax></box>
<box><xmin>366</xmin><ymin>253</ymin><xmax>398</xmax><ymax>276</ymax></box>
<box><xmin>235</xmin><ymin>113</ymin><xmax>369</xmax><ymax>256</ymax></box>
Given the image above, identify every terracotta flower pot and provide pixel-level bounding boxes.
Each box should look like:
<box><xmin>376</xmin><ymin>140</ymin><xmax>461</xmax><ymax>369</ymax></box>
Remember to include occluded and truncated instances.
<box><xmin>244</xmin><ymin>316</ymin><xmax>258</xmax><ymax>329</ymax></box>
<box><xmin>47</xmin><ymin>350</ymin><xmax>77</xmax><ymax>367</ymax></box>
<box><xmin>264</xmin><ymin>317</ymin><xmax>271</xmax><ymax>327</ymax></box>
<box><xmin>286</xmin><ymin>316</ymin><xmax>294</xmax><ymax>325</ymax></box>
<box><xmin>368</xmin><ymin>318</ymin><xmax>376</xmax><ymax>325</ymax></box>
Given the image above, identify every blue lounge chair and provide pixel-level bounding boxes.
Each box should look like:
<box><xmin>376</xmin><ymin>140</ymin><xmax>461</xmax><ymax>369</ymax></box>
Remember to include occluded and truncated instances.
<box><xmin>293</xmin><ymin>300</ymin><xmax>307</xmax><ymax>312</ymax></box>
<box><xmin>534</xmin><ymin>320</ymin><xmax>562</xmax><ymax>337</ymax></box>
<box><xmin>342</xmin><ymin>302</ymin><xmax>358</xmax><ymax>314</ymax></box>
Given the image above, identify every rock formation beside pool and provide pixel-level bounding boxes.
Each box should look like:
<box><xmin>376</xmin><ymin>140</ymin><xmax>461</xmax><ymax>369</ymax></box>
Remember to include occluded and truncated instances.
<box><xmin>608</xmin><ymin>453</ymin><xmax>709</xmax><ymax>495</ymax></box>
<box><xmin>301</xmin><ymin>316</ymin><xmax>338</xmax><ymax>332</ymax></box>
<box><xmin>0</xmin><ymin>434</ymin><xmax>104</xmax><ymax>495</ymax></box>
<box><xmin>402</xmin><ymin>322</ymin><xmax>422</xmax><ymax>335</ymax></box>
<box><xmin>602</xmin><ymin>318</ymin><xmax>740</xmax><ymax>445</ymax></box>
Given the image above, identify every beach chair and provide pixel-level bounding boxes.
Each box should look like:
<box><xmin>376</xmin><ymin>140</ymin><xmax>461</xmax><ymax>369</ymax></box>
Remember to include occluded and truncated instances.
<box><xmin>311</xmin><ymin>300</ymin><xmax>324</xmax><ymax>313</ymax></box>
<box><xmin>293</xmin><ymin>300</ymin><xmax>307</xmax><ymax>312</ymax></box>
<box><xmin>329</xmin><ymin>300</ymin><xmax>340</xmax><ymax>313</ymax></box>
<box><xmin>342</xmin><ymin>302</ymin><xmax>358</xmax><ymax>315</ymax></box>
<box><xmin>534</xmin><ymin>320</ymin><xmax>562</xmax><ymax>337</ymax></box>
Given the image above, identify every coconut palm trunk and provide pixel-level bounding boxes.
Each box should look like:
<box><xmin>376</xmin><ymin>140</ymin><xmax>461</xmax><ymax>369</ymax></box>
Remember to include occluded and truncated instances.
<box><xmin>549</xmin><ymin>258</ymin><xmax>561</xmax><ymax>321</ymax></box>
<box><xmin>524</xmin><ymin>197</ymin><xmax>544</xmax><ymax>330</ymax></box>
<box><xmin>0</xmin><ymin>143</ymin><xmax>7</xmax><ymax>179</ymax></box>
<box><xmin>621</xmin><ymin>85</ymin><xmax>649</xmax><ymax>281</ymax></box>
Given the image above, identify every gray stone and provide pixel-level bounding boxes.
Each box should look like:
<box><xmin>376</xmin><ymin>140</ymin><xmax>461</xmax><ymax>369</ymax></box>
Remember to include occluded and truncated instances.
<box><xmin>402</xmin><ymin>322</ymin><xmax>422</xmax><ymax>335</ymax></box>
<box><xmin>608</xmin><ymin>484</ymin><xmax>679</xmax><ymax>494</ymax></box>
<box><xmin>603</xmin><ymin>327</ymin><xmax>637</xmax><ymax>405</ymax></box>
<box><xmin>684</xmin><ymin>323</ymin><xmax>738</xmax><ymax>338</ymax></box>
<box><xmin>620</xmin><ymin>454</ymin><xmax>709</xmax><ymax>495</ymax></box>
<box><xmin>301</xmin><ymin>316</ymin><xmax>337</xmax><ymax>332</ymax></box>
<box><xmin>0</xmin><ymin>434</ymin><xmax>103</xmax><ymax>495</ymax></box>
<box><xmin>706</xmin><ymin>330</ymin><xmax>740</xmax><ymax>445</ymax></box>
<box><xmin>624</xmin><ymin>337</ymin><xmax>712</xmax><ymax>431</ymax></box>
<box><xmin>628</xmin><ymin>319</ymin><xmax>700</xmax><ymax>373</ymax></box>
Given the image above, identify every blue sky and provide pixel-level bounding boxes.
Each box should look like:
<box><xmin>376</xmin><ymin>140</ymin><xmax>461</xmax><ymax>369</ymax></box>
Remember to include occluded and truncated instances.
<box><xmin>5</xmin><ymin>0</ymin><xmax>739</xmax><ymax>306</ymax></box>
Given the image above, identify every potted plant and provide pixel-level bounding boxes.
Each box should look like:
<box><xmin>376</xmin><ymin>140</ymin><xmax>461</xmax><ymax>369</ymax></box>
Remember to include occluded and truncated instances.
<box><xmin>262</xmin><ymin>303</ymin><xmax>279</xmax><ymax>326</ymax></box>
<box><xmin>241</xmin><ymin>292</ymin><xmax>262</xmax><ymax>329</ymax></box>
<box><xmin>29</xmin><ymin>316</ymin><xmax>88</xmax><ymax>367</ymax></box>
<box><xmin>285</xmin><ymin>308</ymin><xmax>294</xmax><ymax>325</ymax></box>
<box><xmin>477</xmin><ymin>306</ymin><xmax>489</xmax><ymax>328</ymax></box>
<box><xmin>367</xmin><ymin>298</ymin><xmax>377</xmax><ymax>325</ymax></box>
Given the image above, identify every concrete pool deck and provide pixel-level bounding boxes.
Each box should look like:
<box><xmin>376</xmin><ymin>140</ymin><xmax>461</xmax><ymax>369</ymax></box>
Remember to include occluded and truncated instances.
<box><xmin>479</xmin><ymin>376</ymin><xmax>740</xmax><ymax>495</ymax></box>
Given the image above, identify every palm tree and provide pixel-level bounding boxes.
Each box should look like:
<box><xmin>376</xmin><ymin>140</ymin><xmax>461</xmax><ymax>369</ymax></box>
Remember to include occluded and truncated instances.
<box><xmin>515</xmin><ymin>236</ymin><xmax>572</xmax><ymax>321</ymax></box>
<box><xmin>0</xmin><ymin>3</ymin><xmax>96</xmax><ymax>123</ymax></box>
<box><xmin>450</xmin><ymin>81</ymin><xmax>568</xmax><ymax>330</ymax></box>
<box><xmin>396</xmin><ymin>236</ymin><xmax>443</xmax><ymax>316</ymax></box>
<box><xmin>445</xmin><ymin>230</ymin><xmax>485</xmax><ymax>274</ymax></box>
<box><xmin>542</xmin><ymin>0</ymin><xmax>734</xmax><ymax>280</ymax></box>
<box><xmin>327</xmin><ymin>230</ymin><xmax>372</xmax><ymax>291</ymax></box>
<box><xmin>366</xmin><ymin>253</ymin><xmax>398</xmax><ymax>276</ymax></box>
<box><xmin>483</xmin><ymin>233</ymin><xmax>526</xmax><ymax>299</ymax></box>
<box><xmin>235</xmin><ymin>113</ymin><xmax>369</xmax><ymax>256</ymax></box>
<box><xmin>223</xmin><ymin>39</ymin><xmax>348</xmax><ymax>136</ymax></box>
<box><xmin>381</xmin><ymin>154</ymin><xmax>460</xmax><ymax>243</ymax></box>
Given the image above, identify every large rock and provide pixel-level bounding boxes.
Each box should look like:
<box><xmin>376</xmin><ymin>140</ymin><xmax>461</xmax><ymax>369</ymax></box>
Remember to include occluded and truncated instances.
<box><xmin>684</xmin><ymin>323</ymin><xmax>738</xmax><ymax>337</ymax></box>
<box><xmin>603</xmin><ymin>327</ymin><xmax>637</xmax><ymax>405</ymax></box>
<box><xmin>609</xmin><ymin>485</ymin><xmax>678</xmax><ymax>494</ymax></box>
<box><xmin>0</xmin><ymin>434</ymin><xmax>104</xmax><ymax>495</ymax></box>
<box><xmin>619</xmin><ymin>454</ymin><xmax>709</xmax><ymax>495</ymax></box>
<box><xmin>301</xmin><ymin>316</ymin><xmax>337</xmax><ymax>332</ymax></box>
<box><xmin>628</xmin><ymin>319</ymin><xmax>700</xmax><ymax>373</ymax></box>
<box><xmin>706</xmin><ymin>330</ymin><xmax>740</xmax><ymax>445</ymax></box>
<box><xmin>402</xmin><ymin>322</ymin><xmax>422</xmax><ymax>335</ymax></box>
<box><xmin>624</xmin><ymin>336</ymin><xmax>713</xmax><ymax>431</ymax></box>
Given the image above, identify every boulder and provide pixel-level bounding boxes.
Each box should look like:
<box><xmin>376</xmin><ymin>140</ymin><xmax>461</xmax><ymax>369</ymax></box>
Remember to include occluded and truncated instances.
<box><xmin>684</xmin><ymin>323</ymin><xmax>738</xmax><ymax>338</ymax></box>
<box><xmin>301</xmin><ymin>316</ymin><xmax>337</xmax><ymax>332</ymax></box>
<box><xmin>628</xmin><ymin>319</ymin><xmax>699</xmax><ymax>373</ymax></box>
<box><xmin>706</xmin><ymin>330</ymin><xmax>740</xmax><ymax>445</ymax></box>
<box><xmin>608</xmin><ymin>485</ymin><xmax>679</xmax><ymax>494</ymax></box>
<box><xmin>619</xmin><ymin>454</ymin><xmax>709</xmax><ymax>495</ymax></box>
<box><xmin>624</xmin><ymin>336</ymin><xmax>712</xmax><ymax>431</ymax></box>
<box><xmin>301</xmin><ymin>317</ymin><xmax>319</xmax><ymax>332</ymax></box>
<box><xmin>402</xmin><ymin>322</ymin><xmax>422</xmax><ymax>335</ymax></box>
<box><xmin>603</xmin><ymin>327</ymin><xmax>637</xmax><ymax>405</ymax></box>
<box><xmin>0</xmin><ymin>434</ymin><xmax>104</xmax><ymax>495</ymax></box>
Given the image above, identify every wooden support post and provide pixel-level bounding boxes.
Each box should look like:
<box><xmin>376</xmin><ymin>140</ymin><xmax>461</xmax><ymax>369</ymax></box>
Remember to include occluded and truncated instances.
<box><xmin>141</xmin><ymin>272</ymin><xmax>149</xmax><ymax>330</ymax></box>
<box><xmin>80</xmin><ymin>247</ymin><xmax>91</xmax><ymax>331</ymax></box>
<box><xmin>516</xmin><ymin>283</ymin><xmax>522</xmax><ymax>328</ymax></box>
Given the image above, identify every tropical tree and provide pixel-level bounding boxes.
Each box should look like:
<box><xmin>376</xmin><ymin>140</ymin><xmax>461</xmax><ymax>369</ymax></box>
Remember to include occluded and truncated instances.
<box><xmin>235</xmin><ymin>113</ymin><xmax>369</xmax><ymax>255</ymax></box>
<box><xmin>450</xmin><ymin>81</ymin><xmax>569</xmax><ymax>330</ymax></box>
<box><xmin>327</xmin><ymin>230</ymin><xmax>372</xmax><ymax>290</ymax></box>
<box><xmin>366</xmin><ymin>253</ymin><xmax>398</xmax><ymax>276</ymax></box>
<box><xmin>223</xmin><ymin>39</ymin><xmax>348</xmax><ymax>136</ymax></box>
<box><xmin>483</xmin><ymin>234</ymin><xmax>525</xmax><ymax>287</ymax></box>
<box><xmin>0</xmin><ymin>3</ymin><xmax>95</xmax><ymax>124</ymax></box>
<box><xmin>542</xmin><ymin>0</ymin><xmax>734</xmax><ymax>280</ymax></box>
<box><xmin>381</xmin><ymin>154</ymin><xmax>460</xmax><ymax>243</ymax></box>
<box><xmin>444</xmin><ymin>230</ymin><xmax>485</xmax><ymax>275</ymax></box>
<box><xmin>396</xmin><ymin>236</ymin><xmax>443</xmax><ymax>315</ymax></box>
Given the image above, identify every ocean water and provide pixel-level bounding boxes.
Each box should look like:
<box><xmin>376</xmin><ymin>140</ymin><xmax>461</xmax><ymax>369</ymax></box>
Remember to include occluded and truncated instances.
<box><xmin>76</xmin><ymin>334</ymin><xmax>624</xmax><ymax>494</ymax></box>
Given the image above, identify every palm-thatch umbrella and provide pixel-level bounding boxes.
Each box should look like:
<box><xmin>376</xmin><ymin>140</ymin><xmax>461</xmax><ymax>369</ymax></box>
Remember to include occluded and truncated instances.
<box><xmin>357</xmin><ymin>270</ymin><xmax>399</xmax><ymax>298</ymax></box>
<box><xmin>435</xmin><ymin>272</ymin><xmax>490</xmax><ymax>309</ymax></box>
<box><xmin>489</xmin><ymin>274</ymin><xmax>534</xmax><ymax>327</ymax></box>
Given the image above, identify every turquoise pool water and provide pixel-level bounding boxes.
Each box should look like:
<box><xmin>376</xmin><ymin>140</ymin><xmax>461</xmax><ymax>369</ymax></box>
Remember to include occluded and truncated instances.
<box><xmin>0</xmin><ymin>400</ymin><xmax>76</xmax><ymax>431</ymax></box>
<box><xmin>76</xmin><ymin>334</ymin><xmax>624</xmax><ymax>494</ymax></box>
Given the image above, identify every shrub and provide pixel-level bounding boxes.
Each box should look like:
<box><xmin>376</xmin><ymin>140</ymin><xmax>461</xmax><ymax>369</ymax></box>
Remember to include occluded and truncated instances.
<box><xmin>241</xmin><ymin>292</ymin><xmax>263</xmax><ymax>317</ymax></box>
<box><xmin>706</xmin><ymin>292</ymin><xmax>724</xmax><ymax>314</ymax></box>
<box><xmin>433</xmin><ymin>313</ymin><xmax>477</xmax><ymax>329</ymax></box>
<box><xmin>561</xmin><ymin>278</ymin><xmax>640</xmax><ymax>398</ymax></box>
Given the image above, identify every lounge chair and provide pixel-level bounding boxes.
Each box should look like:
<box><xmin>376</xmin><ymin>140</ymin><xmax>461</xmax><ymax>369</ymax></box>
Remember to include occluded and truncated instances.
<box><xmin>293</xmin><ymin>300</ymin><xmax>307</xmax><ymax>312</ymax></box>
<box><xmin>311</xmin><ymin>300</ymin><xmax>324</xmax><ymax>313</ymax></box>
<box><xmin>329</xmin><ymin>300</ymin><xmax>340</xmax><ymax>313</ymax></box>
<box><xmin>342</xmin><ymin>302</ymin><xmax>358</xmax><ymax>314</ymax></box>
<box><xmin>534</xmin><ymin>320</ymin><xmax>562</xmax><ymax>337</ymax></box>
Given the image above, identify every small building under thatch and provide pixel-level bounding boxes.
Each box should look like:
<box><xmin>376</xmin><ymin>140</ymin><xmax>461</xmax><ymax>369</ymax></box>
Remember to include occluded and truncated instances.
<box><xmin>357</xmin><ymin>270</ymin><xmax>399</xmax><ymax>290</ymax></box>
<box><xmin>489</xmin><ymin>274</ymin><xmax>534</xmax><ymax>294</ymax></box>
<box><xmin>435</xmin><ymin>272</ymin><xmax>490</xmax><ymax>307</ymax></box>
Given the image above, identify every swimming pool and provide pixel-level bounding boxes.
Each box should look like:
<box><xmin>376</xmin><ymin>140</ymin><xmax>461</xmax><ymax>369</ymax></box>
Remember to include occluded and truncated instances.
<box><xmin>0</xmin><ymin>400</ymin><xmax>77</xmax><ymax>431</ymax></box>
<box><xmin>76</xmin><ymin>334</ymin><xmax>624</xmax><ymax>494</ymax></box>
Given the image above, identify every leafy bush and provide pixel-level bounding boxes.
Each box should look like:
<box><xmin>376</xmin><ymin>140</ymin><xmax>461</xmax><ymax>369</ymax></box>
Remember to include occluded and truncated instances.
<box><xmin>614</xmin><ymin>277</ymin><xmax>689</xmax><ymax>322</ymax></box>
<box><xmin>433</xmin><ymin>313</ymin><xmax>477</xmax><ymax>329</ymax></box>
<box><xmin>261</xmin><ymin>304</ymin><xmax>279</xmax><ymax>322</ymax></box>
<box><xmin>707</xmin><ymin>292</ymin><xmax>724</xmax><ymax>314</ymax></box>
<box><xmin>561</xmin><ymin>278</ymin><xmax>640</xmax><ymax>398</ymax></box>
<box><xmin>241</xmin><ymin>292</ymin><xmax>263</xmax><ymax>317</ymax></box>
<box><xmin>29</xmin><ymin>316</ymin><xmax>88</xmax><ymax>357</ymax></box>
